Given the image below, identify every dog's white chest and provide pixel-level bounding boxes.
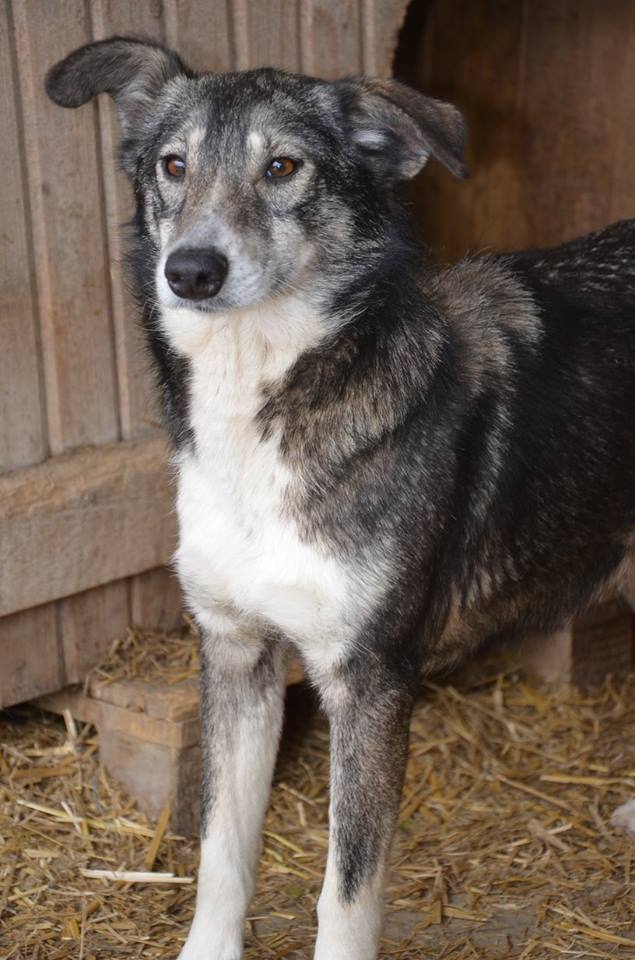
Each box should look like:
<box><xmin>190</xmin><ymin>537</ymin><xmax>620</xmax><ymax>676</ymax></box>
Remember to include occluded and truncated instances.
<box><xmin>172</xmin><ymin>310</ymin><xmax>350</xmax><ymax>652</ymax></box>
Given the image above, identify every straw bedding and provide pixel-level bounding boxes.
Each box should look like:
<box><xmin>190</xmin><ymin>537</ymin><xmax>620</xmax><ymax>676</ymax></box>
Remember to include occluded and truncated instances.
<box><xmin>1</xmin><ymin>630</ymin><xmax>634</xmax><ymax>959</ymax></box>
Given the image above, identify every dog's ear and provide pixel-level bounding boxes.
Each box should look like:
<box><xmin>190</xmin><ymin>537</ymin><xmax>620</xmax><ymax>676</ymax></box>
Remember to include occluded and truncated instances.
<box><xmin>338</xmin><ymin>77</ymin><xmax>468</xmax><ymax>181</ymax></box>
<box><xmin>45</xmin><ymin>36</ymin><xmax>191</xmax><ymax>132</ymax></box>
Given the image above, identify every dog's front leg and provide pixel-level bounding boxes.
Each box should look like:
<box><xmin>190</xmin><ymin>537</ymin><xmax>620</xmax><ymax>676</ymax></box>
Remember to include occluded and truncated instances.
<box><xmin>314</xmin><ymin>664</ymin><xmax>415</xmax><ymax>960</ymax></box>
<box><xmin>179</xmin><ymin>624</ymin><xmax>287</xmax><ymax>960</ymax></box>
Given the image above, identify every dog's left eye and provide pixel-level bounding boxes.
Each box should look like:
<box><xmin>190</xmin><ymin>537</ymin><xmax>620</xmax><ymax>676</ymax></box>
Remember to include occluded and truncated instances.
<box><xmin>163</xmin><ymin>155</ymin><xmax>186</xmax><ymax>178</ymax></box>
<box><xmin>265</xmin><ymin>157</ymin><xmax>300</xmax><ymax>179</ymax></box>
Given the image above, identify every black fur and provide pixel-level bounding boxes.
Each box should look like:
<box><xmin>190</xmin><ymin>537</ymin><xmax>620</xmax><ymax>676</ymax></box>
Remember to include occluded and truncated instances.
<box><xmin>45</xmin><ymin>37</ymin><xmax>635</xmax><ymax>955</ymax></box>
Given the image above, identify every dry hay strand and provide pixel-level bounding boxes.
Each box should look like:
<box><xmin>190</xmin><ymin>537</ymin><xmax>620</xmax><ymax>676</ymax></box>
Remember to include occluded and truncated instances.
<box><xmin>87</xmin><ymin>623</ymin><xmax>200</xmax><ymax>689</ymax></box>
<box><xmin>1</xmin><ymin>641</ymin><xmax>635</xmax><ymax>959</ymax></box>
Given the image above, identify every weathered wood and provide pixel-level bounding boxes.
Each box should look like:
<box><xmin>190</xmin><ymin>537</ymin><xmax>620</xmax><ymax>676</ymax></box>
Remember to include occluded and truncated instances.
<box><xmin>12</xmin><ymin>0</ymin><xmax>120</xmax><ymax>454</ymax></box>
<box><xmin>368</xmin><ymin>0</ymin><xmax>410</xmax><ymax>77</ymax></box>
<box><xmin>244</xmin><ymin>0</ymin><xmax>301</xmax><ymax>71</ymax></box>
<box><xmin>0</xmin><ymin>0</ymin><xmax>46</xmax><ymax>473</ymax></box>
<box><xmin>522</xmin><ymin>599</ymin><xmax>634</xmax><ymax>686</ymax></box>
<box><xmin>0</xmin><ymin>437</ymin><xmax>176</xmax><ymax>618</ymax></box>
<box><xmin>0</xmin><ymin>604</ymin><xmax>61</xmax><ymax>709</ymax></box>
<box><xmin>90</xmin><ymin>0</ymin><xmax>164</xmax><ymax>442</ymax></box>
<box><xmin>400</xmin><ymin>0</ymin><xmax>635</xmax><ymax>261</ymax></box>
<box><xmin>130</xmin><ymin>567</ymin><xmax>184</xmax><ymax>634</ymax></box>
<box><xmin>165</xmin><ymin>0</ymin><xmax>235</xmax><ymax>72</ymax></box>
<box><xmin>36</xmin><ymin>656</ymin><xmax>305</xmax><ymax>832</ymax></box>
<box><xmin>300</xmin><ymin>0</ymin><xmax>363</xmax><ymax>78</ymax></box>
<box><xmin>59</xmin><ymin>579</ymin><xmax>132</xmax><ymax>685</ymax></box>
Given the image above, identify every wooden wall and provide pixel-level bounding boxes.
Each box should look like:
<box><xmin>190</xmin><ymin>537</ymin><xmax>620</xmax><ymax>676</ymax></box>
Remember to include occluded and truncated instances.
<box><xmin>394</xmin><ymin>0</ymin><xmax>635</xmax><ymax>261</ymax></box>
<box><xmin>0</xmin><ymin>0</ymin><xmax>409</xmax><ymax>708</ymax></box>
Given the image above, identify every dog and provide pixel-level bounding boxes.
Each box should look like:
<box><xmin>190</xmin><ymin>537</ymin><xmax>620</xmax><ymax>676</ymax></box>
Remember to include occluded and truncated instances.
<box><xmin>46</xmin><ymin>37</ymin><xmax>635</xmax><ymax>960</ymax></box>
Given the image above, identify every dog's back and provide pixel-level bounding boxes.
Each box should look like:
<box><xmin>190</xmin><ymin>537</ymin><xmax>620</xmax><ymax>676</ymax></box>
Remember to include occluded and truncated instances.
<box><xmin>429</xmin><ymin>220</ymin><xmax>635</xmax><ymax>669</ymax></box>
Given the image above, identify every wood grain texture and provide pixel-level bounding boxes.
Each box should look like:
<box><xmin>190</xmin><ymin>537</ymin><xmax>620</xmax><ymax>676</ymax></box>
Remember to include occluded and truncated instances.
<box><xmin>165</xmin><ymin>0</ymin><xmax>234</xmax><ymax>71</ymax></box>
<box><xmin>366</xmin><ymin>0</ymin><xmax>410</xmax><ymax>76</ymax></box>
<box><xmin>58</xmin><ymin>579</ymin><xmax>131</xmax><ymax>684</ymax></box>
<box><xmin>522</xmin><ymin>600</ymin><xmax>634</xmax><ymax>686</ymax></box>
<box><xmin>398</xmin><ymin>0</ymin><xmax>635</xmax><ymax>261</ymax></box>
<box><xmin>12</xmin><ymin>0</ymin><xmax>120</xmax><ymax>453</ymax></box>
<box><xmin>90</xmin><ymin>0</ymin><xmax>164</xmax><ymax>442</ymax></box>
<box><xmin>0</xmin><ymin>604</ymin><xmax>62</xmax><ymax>709</ymax></box>
<box><xmin>0</xmin><ymin>0</ymin><xmax>46</xmax><ymax>472</ymax></box>
<box><xmin>241</xmin><ymin>0</ymin><xmax>300</xmax><ymax>70</ymax></box>
<box><xmin>87</xmin><ymin>0</ymin><xmax>172</xmax><ymax>642</ymax></box>
<box><xmin>300</xmin><ymin>0</ymin><xmax>362</xmax><ymax>77</ymax></box>
<box><xmin>130</xmin><ymin>567</ymin><xmax>184</xmax><ymax>633</ymax></box>
<box><xmin>0</xmin><ymin>437</ymin><xmax>176</xmax><ymax>618</ymax></box>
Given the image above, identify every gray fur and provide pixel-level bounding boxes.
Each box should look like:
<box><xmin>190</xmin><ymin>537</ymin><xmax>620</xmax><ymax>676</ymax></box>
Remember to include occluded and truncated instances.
<box><xmin>45</xmin><ymin>37</ymin><xmax>635</xmax><ymax>960</ymax></box>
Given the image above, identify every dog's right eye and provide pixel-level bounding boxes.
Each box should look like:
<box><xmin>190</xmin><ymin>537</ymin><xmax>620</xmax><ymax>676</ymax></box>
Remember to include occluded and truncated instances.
<box><xmin>163</xmin><ymin>155</ymin><xmax>186</xmax><ymax>179</ymax></box>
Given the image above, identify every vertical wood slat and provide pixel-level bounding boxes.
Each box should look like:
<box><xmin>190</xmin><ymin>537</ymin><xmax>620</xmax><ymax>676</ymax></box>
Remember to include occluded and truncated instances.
<box><xmin>403</xmin><ymin>0</ymin><xmax>635</xmax><ymax>262</ymax></box>
<box><xmin>518</xmin><ymin>0</ymin><xmax>635</xmax><ymax>244</ymax></box>
<box><xmin>300</xmin><ymin>0</ymin><xmax>362</xmax><ymax>78</ymax></box>
<box><xmin>89</xmin><ymin>0</ymin><xmax>183</xmax><ymax>636</ymax></box>
<box><xmin>12</xmin><ymin>0</ymin><xmax>120</xmax><ymax>454</ymax></box>
<box><xmin>60</xmin><ymin>580</ymin><xmax>131</xmax><ymax>684</ymax></box>
<box><xmin>10</xmin><ymin>0</ymin><xmax>131</xmax><ymax>691</ymax></box>
<box><xmin>164</xmin><ymin>0</ymin><xmax>234</xmax><ymax>71</ymax></box>
<box><xmin>0</xmin><ymin>0</ymin><xmax>47</xmax><ymax>473</ymax></box>
<box><xmin>89</xmin><ymin>0</ymin><xmax>164</xmax><ymax>442</ymax></box>
<box><xmin>366</xmin><ymin>0</ymin><xmax>410</xmax><ymax>77</ymax></box>
<box><xmin>244</xmin><ymin>0</ymin><xmax>301</xmax><ymax>71</ymax></box>
<box><xmin>0</xmin><ymin>604</ymin><xmax>61</xmax><ymax>709</ymax></box>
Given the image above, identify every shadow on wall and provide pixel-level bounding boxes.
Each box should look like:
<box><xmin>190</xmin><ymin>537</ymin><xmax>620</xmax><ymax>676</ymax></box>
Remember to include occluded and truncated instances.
<box><xmin>393</xmin><ymin>0</ymin><xmax>635</xmax><ymax>262</ymax></box>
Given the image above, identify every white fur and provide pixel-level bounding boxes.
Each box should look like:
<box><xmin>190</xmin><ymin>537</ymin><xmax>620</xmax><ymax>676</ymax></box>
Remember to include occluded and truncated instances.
<box><xmin>315</xmin><ymin>841</ymin><xmax>385</xmax><ymax>960</ymax></box>
<box><xmin>163</xmin><ymin>295</ymin><xmax>393</xmax><ymax>958</ymax></box>
<box><xmin>178</xmin><ymin>682</ymin><xmax>284</xmax><ymax>960</ymax></box>
<box><xmin>164</xmin><ymin>296</ymin><xmax>387</xmax><ymax>673</ymax></box>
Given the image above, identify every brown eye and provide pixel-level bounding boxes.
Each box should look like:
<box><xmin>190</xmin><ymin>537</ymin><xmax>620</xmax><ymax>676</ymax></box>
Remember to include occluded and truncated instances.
<box><xmin>163</xmin><ymin>155</ymin><xmax>186</xmax><ymax>178</ymax></box>
<box><xmin>265</xmin><ymin>157</ymin><xmax>299</xmax><ymax>179</ymax></box>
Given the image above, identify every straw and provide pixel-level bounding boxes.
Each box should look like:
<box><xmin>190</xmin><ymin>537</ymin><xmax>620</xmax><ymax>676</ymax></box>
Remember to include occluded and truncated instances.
<box><xmin>1</xmin><ymin>631</ymin><xmax>634</xmax><ymax>958</ymax></box>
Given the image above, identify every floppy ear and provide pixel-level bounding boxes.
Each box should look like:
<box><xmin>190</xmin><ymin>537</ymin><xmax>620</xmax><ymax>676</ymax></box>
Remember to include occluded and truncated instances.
<box><xmin>45</xmin><ymin>36</ymin><xmax>191</xmax><ymax>132</ymax></box>
<box><xmin>337</xmin><ymin>77</ymin><xmax>468</xmax><ymax>181</ymax></box>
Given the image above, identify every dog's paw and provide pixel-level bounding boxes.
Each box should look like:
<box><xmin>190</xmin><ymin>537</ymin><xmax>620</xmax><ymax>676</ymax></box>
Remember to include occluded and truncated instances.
<box><xmin>611</xmin><ymin>797</ymin><xmax>635</xmax><ymax>836</ymax></box>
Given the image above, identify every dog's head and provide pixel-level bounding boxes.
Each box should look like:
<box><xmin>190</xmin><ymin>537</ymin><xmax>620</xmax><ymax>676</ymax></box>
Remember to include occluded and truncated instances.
<box><xmin>46</xmin><ymin>37</ymin><xmax>467</xmax><ymax>318</ymax></box>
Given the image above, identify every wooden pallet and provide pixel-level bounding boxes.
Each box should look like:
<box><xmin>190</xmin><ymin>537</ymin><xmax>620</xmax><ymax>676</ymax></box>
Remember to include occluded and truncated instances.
<box><xmin>37</xmin><ymin>659</ymin><xmax>304</xmax><ymax>835</ymax></box>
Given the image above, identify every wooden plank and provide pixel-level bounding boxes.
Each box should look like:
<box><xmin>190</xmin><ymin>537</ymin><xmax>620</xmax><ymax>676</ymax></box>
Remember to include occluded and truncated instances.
<box><xmin>36</xmin><ymin>655</ymin><xmax>306</xmax><ymax>831</ymax></box>
<box><xmin>300</xmin><ymin>0</ymin><xmax>362</xmax><ymax>78</ymax></box>
<box><xmin>130</xmin><ymin>567</ymin><xmax>184</xmax><ymax>634</ymax></box>
<box><xmin>396</xmin><ymin>0</ymin><xmax>527</xmax><ymax>261</ymax></box>
<box><xmin>367</xmin><ymin>0</ymin><xmax>410</xmax><ymax>77</ymax></box>
<box><xmin>89</xmin><ymin>0</ymin><xmax>164</xmax><ymax>442</ymax></box>
<box><xmin>402</xmin><ymin>0</ymin><xmax>635</xmax><ymax>261</ymax></box>
<box><xmin>518</xmin><ymin>0</ymin><xmax>634</xmax><ymax>245</ymax></box>
<box><xmin>164</xmin><ymin>0</ymin><xmax>234</xmax><ymax>72</ymax></box>
<box><xmin>12</xmin><ymin>0</ymin><xmax>119</xmax><ymax>454</ymax></box>
<box><xmin>87</xmin><ymin>1</ymin><xmax>170</xmax><ymax>645</ymax></box>
<box><xmin>245</xmin><ymin>0</ymin><xmax>300</xmax><ymax>71</ymax></box>
<box><xmin>0</xmin><ymin>437</ymin><xmax>176</xmax><ymax>618</ymax></box>
<box><xmin>0</xmin><ymin>604</ymin><xmax>62</xmax><ymax>709</ymax></box>
<box><xmin>522</xmin><ymin>600</ymin><xmax>634</xmax><ymax>686</ymax></box>
<box><xmin>99</xmin><ymin>728</ymin><xmax>201</xmax><ymax>833</ymax></box>
<box><xmin>37</xmin><ymin>687</ymin><xmax>201</xmax><ymax>749</ymax></box>
<box><xmin>58</xmin><ymin>579</ymin><xmax>131</xmax><ymax>684</ymax></box>
<box><xmin>0</xmin><ymin>1</ymin><xmax>47</xmax><ymax>472</ymax></box>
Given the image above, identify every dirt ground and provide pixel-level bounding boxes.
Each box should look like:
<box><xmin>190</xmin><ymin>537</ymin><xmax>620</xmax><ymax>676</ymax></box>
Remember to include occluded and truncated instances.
<box><xmin>2</xmin><ymin>660</ymin><xmax>635</xmax><ymax>959</ymax></box>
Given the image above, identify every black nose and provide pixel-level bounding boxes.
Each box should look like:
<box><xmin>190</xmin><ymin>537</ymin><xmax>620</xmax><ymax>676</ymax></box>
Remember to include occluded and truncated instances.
<box><xmin>165</xmin><ymin>247</ymin><xmax>228</xmax><ymax>300</ymax></box>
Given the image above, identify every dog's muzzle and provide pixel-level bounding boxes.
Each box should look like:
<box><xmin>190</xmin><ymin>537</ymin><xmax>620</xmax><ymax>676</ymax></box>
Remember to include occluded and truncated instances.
<box><xmin>165</xmin><ymin>247</ymin><xmax>228</xmax><ymax>300</ymax></box>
